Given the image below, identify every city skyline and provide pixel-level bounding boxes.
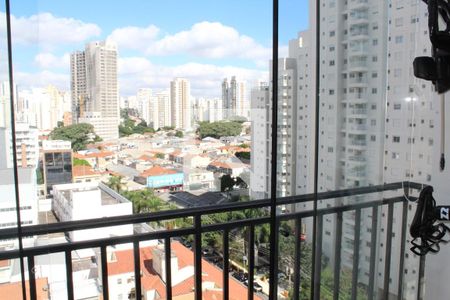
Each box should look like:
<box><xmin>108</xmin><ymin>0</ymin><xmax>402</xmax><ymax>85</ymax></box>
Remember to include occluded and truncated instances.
<box><xmin>2</xmin><ymin>0</ymin><xmax>309</xmax><ymax>98</ymax></box>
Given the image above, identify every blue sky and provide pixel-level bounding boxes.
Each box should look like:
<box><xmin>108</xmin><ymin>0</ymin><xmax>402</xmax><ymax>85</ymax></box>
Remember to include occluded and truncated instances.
<box><xmin>6</xmin><ymin>0</ymin><xmax>309</xmax><ymax>97</ymax></box>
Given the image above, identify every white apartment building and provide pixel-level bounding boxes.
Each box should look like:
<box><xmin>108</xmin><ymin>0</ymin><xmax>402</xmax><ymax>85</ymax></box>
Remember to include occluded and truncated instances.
<box><xmin>151</xmin><ymin>90</ymin><xmax>171</xmax><ymax>130</ymax></box>
<box><xmin>0</xmin><ymin>81</ymin><xmax>17</xmax><ymax>129</ymax></box>
<box><xmin>71</xmin><ymin>41</ymin><xmax>119</xmax><ymax>141</ymax></box>
<box><xmin>170</xmin><ymin>78</ymin><xmax>191</xmax><ymax>129</ymax></box>
<box><xmin>193</xmin><ymin>97</ymin><xmax>223</xmax><ymax>123</ymax></box>
<box><xmin>222</xmin><ymin>76</ymin><xmax>248</xmax><ymax>119</ymax></box>
<box><xmin>0</xmin><ymin>168</ymin><xmax>38</xmax><ymax>248</ymax></box>
<box><xmin>249</xmin><ymin>0</ymin><xmax>435</xmax><ymax>297</ymax></box>
<box><xmin>52</xmin><ymin>182</ymin><xmax>133</xmax><ymax>242</ymax></box>
<box><xmin>137</xmin><ymin>88</ymin><xmax>152</xmax><ymax>125</ymax></box>
<box><xmin>0</xmin><ymin>123</ymin><xmax>39</xmax><ymax>169</ymax></box>
<box><xmin>250</xmin><ymin>82</ymin><xmax>270</xmax><ymax>200</ymax></box>
<box><xmin>18</xmin><ymin>86</ymin><xmax>70</xmax><ymax>131</ymax></box>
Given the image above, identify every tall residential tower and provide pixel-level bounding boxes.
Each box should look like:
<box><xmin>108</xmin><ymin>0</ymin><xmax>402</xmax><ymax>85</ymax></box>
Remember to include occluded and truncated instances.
<box><xmin>71</xmin><ymin>41</ymin><xmax>119</xmax><ymax>141</ymax></box>
<box><xmin>170</xmin><ymin>78</ymin><xmax>191</xmax><ymax>129</ymax></box>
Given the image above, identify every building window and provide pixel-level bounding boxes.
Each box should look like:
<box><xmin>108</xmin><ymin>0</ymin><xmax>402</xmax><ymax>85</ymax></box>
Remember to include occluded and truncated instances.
<box><xmin>393</xmin><ymin>136</ymin><xmax>400</xmax><ymax>143</ymax></box>
<box><xmin>395</xmin><ymin>36</ymin><xmax>404</xmax><ymax>43</ymax></box>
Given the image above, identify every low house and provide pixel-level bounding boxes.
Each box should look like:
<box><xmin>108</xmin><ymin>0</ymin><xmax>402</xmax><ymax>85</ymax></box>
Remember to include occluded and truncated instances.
<box><xmin>134</xmin><ymin>166</ymin><xmax>183</xmax><ymax>192</ymax></box>
<box><xmin>72</xmin><ymin>165</ymin><xmax>102</xmax><ymax>183</ymax></box>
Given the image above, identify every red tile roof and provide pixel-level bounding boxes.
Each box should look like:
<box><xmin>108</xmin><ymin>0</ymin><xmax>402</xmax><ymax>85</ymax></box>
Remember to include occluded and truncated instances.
<box><xmin>107</xmin><ymin>242</ymin><xmax>261</xmax><ymax>300</ymax></box>
<box><xmin>75</xmin><ymin>151</ymin><xmax>115</xmax><ymax>159</ymax></box>
<box><xmin>140</xmin><ymin>166</ymin><xmax>178</xmax><ymax>177</ymax></box>
<box><xmin>138</xmin><ymin>154</ymin><xmax>155</xmax><ymax>162</ymax></box>
<box><xmin>73</xmin><ymin>165</ymin><xmax>100</xmax><ymax>178</ymax></box>
<box><xmin>0</xmin><ymin>278</ymin><xmax>49</xmax><ymax>300</ymax></box>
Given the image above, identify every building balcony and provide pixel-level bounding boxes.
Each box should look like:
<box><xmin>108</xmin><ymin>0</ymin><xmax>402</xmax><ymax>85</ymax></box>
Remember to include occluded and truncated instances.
<box><xmin>347</xmin><ymin>78</ymin><xmax>368</xmax><ymax>88</ymax></box>
<box><xmin>347</xmin><ymin>155</ymin><xmax>367</xmax><ymax>163</ymax></box>
<box><xmin>0</xmin><ymin>182</ymin><xmax>425</xmax><ymax>300</ymax></box>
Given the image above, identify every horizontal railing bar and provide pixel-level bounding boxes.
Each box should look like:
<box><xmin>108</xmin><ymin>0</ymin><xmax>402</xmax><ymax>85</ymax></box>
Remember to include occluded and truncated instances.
<box><xmin>0</xmin><ymin>199</ymin><xmax>270</xmax><ymax>240</ymax></box>
<box><xmin>0</xmin><ymin>182</ymin><xmax>422</xmax><ymax>240</ymax></box>
<box><xmin>277</xmin><ymin>181</ymin><xmax>421</xmax><ymax>205</ymax></box>
<box><xmin>277</xmin><ymin>196</ymin><xmax>413</xmax><ymax>221</ymax></box>
<box><xmin>0</xmin><ymin>195</ymin><xmax>414</xmax><ymax>260</ymax></box>
<box><xmin>0</xmin><ymin>227</ymin><xmax>195</xmax><ymax>260</ymax></box>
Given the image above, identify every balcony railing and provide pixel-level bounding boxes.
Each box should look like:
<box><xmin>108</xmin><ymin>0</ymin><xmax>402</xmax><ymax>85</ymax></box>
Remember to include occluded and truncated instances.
<box><xmin>0</xmin><ymin>182</ymin><xmax>425</xmax><ymax>300</ymax></box>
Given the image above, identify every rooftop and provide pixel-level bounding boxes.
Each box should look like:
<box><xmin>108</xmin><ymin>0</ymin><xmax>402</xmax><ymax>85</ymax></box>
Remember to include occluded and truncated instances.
<box><xmin>107</xmin><ymin>241</ymin><xmax>261</xmax><ymax>300</ymax></box>
<box><xmin>72</xmin><ymin>165</ymin><xmax>100</xmax><ymax>178</ymax></box>
<box><xmin>140</xmin><ymin>165</ymin><xmax>179</xmax><ymax>177</ymax></box>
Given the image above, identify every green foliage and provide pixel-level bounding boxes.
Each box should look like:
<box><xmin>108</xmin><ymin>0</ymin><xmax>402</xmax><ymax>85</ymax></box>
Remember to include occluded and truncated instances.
<box><xmin>235</xmin><ymin>151</ymin><xmax>250</xmax><ymax>160</ymax></box>
<box><xmin>278</xmin><ymin>221</ymin><xmax>368</xmax><ymax>300</ymax></box>
<box><xmin>57</xmin><ymin>121</ymin><xmax>64</xmax><ymax>128</ymax></box>
<box><xmin>36</xmin><ymin>168</ymin><xmax>44</xmax><ymax>185</ymax></box>
<box><xmin>107</xmin><ymin>175</ymin><xmax>124</xmax><ymax>193</ymax></box>
<box><xmin>122</xmin><ymin>189</ymin><xmax>169</xmax><ymax>214</ymax></box>
<box><xmin>73</xmin><ymin>158</ymin><xmax>91</xmax><ymax>167</ymax></box>
<box><xmin>49</xmin><ymin>123</ymin><xmax>100</xmax><ymax>151</ymax></box>
<box><xmin>121</xmin><ymin>108</ymin><xmax>139</xmax><ymax>119</ymax></box>
<box><xmin>175</xmin><ymin>130</ymin><xmax>184</xmax><ymax>138</ymax></box>
<box><xmin>119</xmin><ymin>112</ymin><xmax>154</xmax><ymax>137</ymax></box>
<box><xmin>155</xmin><ymin>153</ymin><xmax>165</xmax><ymax>159</ymax></box>
<box><xmin>228</xmin><ymin>115</ymin><xmax>247</xmax><ymax>123</ymax></box>
<box><xmin>220</xmin><ymin>174</ymin><xmax>247</xmax><ymax>191</ymax></box>
<box><xmin>220</xmin><ymin>174</ymin><xmax>235</xmax><ymax>192</ymax></box>
<box><xmin>239</xmin><ymin>143</ymin><xmax>249</xmax><ymax>148</ymax></box>
<box><xmin>197</xmin><ymin>121</ymin><xmax>242</xmax><ymax>139</ymax></box>
<box><xmin>161</xmin><ymin>126</ymin><xmax>175</xmax><ymax>131</ymax></box>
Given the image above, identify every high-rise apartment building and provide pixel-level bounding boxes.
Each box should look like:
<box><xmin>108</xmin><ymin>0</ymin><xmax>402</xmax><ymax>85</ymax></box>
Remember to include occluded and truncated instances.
<box><xmin>193</xmin><ymin>97</ymin><xmax>223</xmax><ymax>123</ymax></box>
<box><xmin>250</xmin><ymin>82</ymin><xmax>270</xmax><ymax>200</ymax></box>
<box><xmin>0</xmin><ymin>123</ymin><xmax>39</xmax><ymax>169</ymax></box>
<box><xmin>0</xmin><ymin>167</ymin><xmax>38</xmax><ymax>248</ymax></box>
<box><xmin>152</xmin><ymin>90</ymin><xmax>171</xmax><ymax>130</ymax></box>
<box><xmin>222</xmin><ymin>76</ymin><xmax>248</xmax><ymax>119</ymax></box>
<box><xmin>250</xmin><ymin>0</ymin><xmax>434</xmax><ymax>297</ymax></box>
<box><xmin>137</xmin><ymin>88</ymin><xmax>152</xmax><ymax>125</ymax></box>
<box><xmin>71</xmin><ymin>41</ymin><xmax>119</xmax><ymax>141</ymax></box>
<box><xmin>0</xmin><ymin>81</ymin><xmax>17</xmax><ymax>129</ymax></box>
<box><xmin>170</xmin><ymin>78</ymin><xmax>191</xmax><ymax>129</ymax></box>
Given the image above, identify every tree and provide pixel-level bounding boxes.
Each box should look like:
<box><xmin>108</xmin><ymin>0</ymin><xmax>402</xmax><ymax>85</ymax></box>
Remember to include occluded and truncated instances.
<box><xmin>197</xmin><ymin>121</ymin><xmax>242</xmax><ymax>139</ymax></box>
<box><xmin>119</xmin><ymin>114</ymin><xmax>154</xmax><ymax>137</ymax></box>
<box><xmin>235</xmin><ymin>151</ymin><xmax>250</xmax><ymax>160</ymax></box>
<box><xmin>122</xmin><ymin>189</ymin><xmax>167</xmax><ymax>214</ymax></box>
<box><xmin>36</xmin><ymin>168</ymin><xmax>44</xmax><ymax>185</ymax></box>
<box><xmin>73</xmin><ymin>158</ymin><xmax>91</xmax><ymax>167</ymax></box>
<box><xmin>220</xmin><ymin>174</ymin><xmax>235</xmax><ymax>192</ymax></box>
<box><xmin>175</xmin><ymin>130</ymin><xmax>184</xmax><ymax>138</ymax></box>
<box><xmin>220</xmin><ymin>174</ymin><xmax>248</xmax><ymax>191</ymax></box>
<box><xmin>49</xmin><ymin>123</ymin><xmax>100</xmax><ymax>151</ymax></box>
<box><xmin>107</xmin><ymin>175</ymin><xmax>124</xmax><ymax>193</ymax></box>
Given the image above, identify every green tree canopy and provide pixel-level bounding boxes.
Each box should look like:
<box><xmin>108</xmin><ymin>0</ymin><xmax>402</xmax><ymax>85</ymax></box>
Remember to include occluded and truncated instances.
<box><xmin>107</xmin><ymin>175</ymin><xmax>124</xmax><ymax>193</ymax></box>
<box><xmin>197</xmin><ymin>121</ymin><xmax>242</xmax><ymax>139</ymax></box>
<box><xmin>73</xmin><ymin>158</ymin><xmax>91</xmax><ymax>167</ymax></box>
<box><xmin>119</xmin><ymin>113</ymin><xmax>154</xmax><ymax>137</ymax></box>
<box><xmin>235</xmin><ymin>151</ymin><xmax>250</xmax><ymax>160</ymax></box>
<box><xmin>49</xmin><ymin>123</ymin><xmax>100</xmax><ymax>151</ymax></box>
<box><xmin>175</xmin><ymin>130</ymin><xmax>184</xmax><ymax>138</ymax></box>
